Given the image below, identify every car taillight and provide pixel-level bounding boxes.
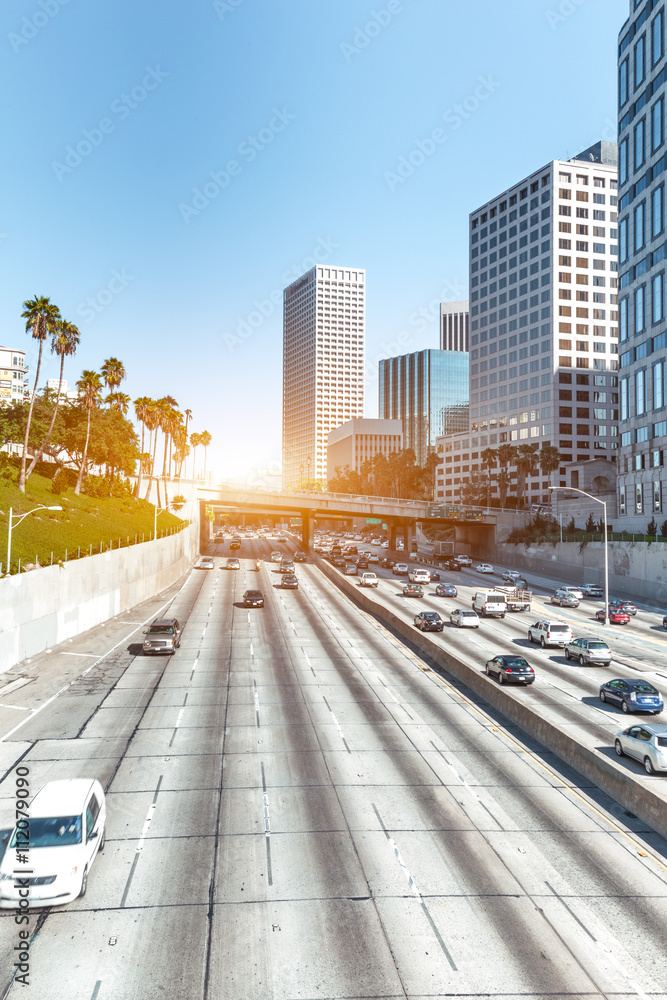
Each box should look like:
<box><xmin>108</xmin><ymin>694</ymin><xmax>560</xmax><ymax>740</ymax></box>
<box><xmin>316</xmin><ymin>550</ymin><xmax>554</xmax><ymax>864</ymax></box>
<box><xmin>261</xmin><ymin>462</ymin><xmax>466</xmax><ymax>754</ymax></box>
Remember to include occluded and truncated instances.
<box><xmin>630</xmin><ymin>692</ymin><xmax>637</xmax><ymax>702</ymax></box>
<box><xmin>505</xmin><ymin>668</ymin><xmax>512</xmax><ymax>673</ymax></box>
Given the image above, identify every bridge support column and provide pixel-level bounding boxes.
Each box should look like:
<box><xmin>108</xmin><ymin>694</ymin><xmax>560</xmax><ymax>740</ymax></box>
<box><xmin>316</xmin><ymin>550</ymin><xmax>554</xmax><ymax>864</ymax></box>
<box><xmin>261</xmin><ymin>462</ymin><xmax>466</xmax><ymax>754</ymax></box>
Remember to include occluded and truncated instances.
<box><xmin>301</xmin><ymin>511</ymin><xmax>312</xmax><ymax>551</ymax></box>
<box><xmin>406</xmin><ymin>522</ymin><xmax>416</xmax><ymax>554</ymax></box>
<box><xmin>388</xmin><ymin>521</ymin><xmax>397</xmax><ymax>551</ymax></box>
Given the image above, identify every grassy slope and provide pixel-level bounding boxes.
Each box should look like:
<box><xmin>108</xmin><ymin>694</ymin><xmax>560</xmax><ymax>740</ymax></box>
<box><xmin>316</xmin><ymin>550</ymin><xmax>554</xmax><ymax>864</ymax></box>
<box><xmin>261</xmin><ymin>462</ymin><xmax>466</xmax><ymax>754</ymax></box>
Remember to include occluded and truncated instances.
<box><xmin>0</xmin><ymin>464</ymin><xmax>186</xmax><ymax>573</ymax></box>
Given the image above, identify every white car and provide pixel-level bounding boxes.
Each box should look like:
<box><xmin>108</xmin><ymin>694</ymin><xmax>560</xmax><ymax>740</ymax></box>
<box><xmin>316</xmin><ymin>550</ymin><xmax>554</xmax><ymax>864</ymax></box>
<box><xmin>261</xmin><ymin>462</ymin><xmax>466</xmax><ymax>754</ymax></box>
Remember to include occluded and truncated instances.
<box><xmin>561</xmin><ymin>586</ymin><xmax>584</xmax><ymax>600</ymax></box>
<box><xmin>359</xmin><ymin>572</ymin><xmax>379</xmax><ymax>587</ymax></box>
<box><xmin>381</xmin><ymin>540</ymin><xmax>389</xmax><ymax>548</ymax></box>
<box><xmin>450</xmin><ymin>608</ymin><xmax>480</xmax><ymax>628</ymax></box>
<box><xmin>270</xmin><ymin>551</ymin><xmax>283</xmax><ymax>563</ymax></box>
<box><xmin>502</xmin><ymin>570</ymin><xmax>522</xmax><ymax>583</ymax></box>
<box><xmin>368</xmin><ymin>553</ymin><xmax>380</xmax><ymax>563</ymax></box>
<box><xmin>409</xmin><ymin>569</ymin><xmax>431</xmax><ymax>584</ymax></box>
<box><xmin>475</xmin><ymin>563</ymin><xmax>494</xmax><ymax>574</ymax></box>
<box><xmin>0</xmin><ymin>779</ymin><xmax>106</xmax><ymax>907</ymax></box>
<box><xmin>392</xmin><ymin>563</ymin><xmax>409</xmax><ymax>576</ymax></box>
<box><xmin>580</xmin><ymin>583</ymin><xmax>604</xmax><ymax>598</ymax></box>
<box><xmin>456</xmin><ymin>555</ymin><xmax>472</xmax><ymax>566</ymax></box>
<box><xmin>200</xmin><ymin>557</ymin><xmax>215</xmax><ymax>569</ymax></box>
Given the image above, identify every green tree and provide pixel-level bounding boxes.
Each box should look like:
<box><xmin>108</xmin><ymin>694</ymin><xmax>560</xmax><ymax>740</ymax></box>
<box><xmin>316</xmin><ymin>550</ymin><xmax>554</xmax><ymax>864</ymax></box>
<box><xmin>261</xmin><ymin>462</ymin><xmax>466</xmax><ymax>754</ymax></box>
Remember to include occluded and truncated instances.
<box><xmin>460</xmin><ymin>471</ymin><xmax>487</xmax><ymax>506</ymax></box>
<box><xmin>481</xmin><ymin>447</ymin><xmax>497</xmax><ymax>507</ymax></box>
<box><xmin>74</xmin><ymin>370</ymin><xmax>103</xmax><ymax>495</ymax></box>
<box><xmin>496</xmin><ymin>468</ymin><xmax>512</xmax><ymax>508</ymax></box>
<box><xmin>105</xmin><ymin>391</ymin><xmax>131</xmax><ymax>415</ymax></box>
<box><xmin>647</xmin><ymin>517</ymin><xmax>658</xmax><ymax>536</ymax></box>
<box><xmin>18</xmin><ymin>295</ymin><xmax>61</xmax><ymax>491</ymax></box>
<box><xmin>585</xmin><ymin>511</ymin><xmax>596</xmax><ymax>533</ymax></box>
<box><xmin>200</xmin><ymin>430</ymin><xmax>212</xmax><ymax>482</ymax></box>
<box><xmin>538</xmin><ymin>445</ymin><xmax>561</xmax><ymax>498</ymax></box>
<box><xmin>660</xmin><ymin>519</ymin><xmax>667</xmax><ymax>538</ymax></box>
<box><xmin>515</xmin><ymin>444</ymin><xmax>539</xmax><ymax>508</ymax></box>
<box><xmin>100</xmin><ymin>357</ymin><xmax>126</xmax><ymax>399</ymax></box>
<box><xmin>190</xmin><ymin>431</ymin><xmax>202</xmax><ymax>481</ymax></box>
<box><xmin>133</xmin><ymin>396</ymin><xmax>152</xmax><ymax>497</ymax></box>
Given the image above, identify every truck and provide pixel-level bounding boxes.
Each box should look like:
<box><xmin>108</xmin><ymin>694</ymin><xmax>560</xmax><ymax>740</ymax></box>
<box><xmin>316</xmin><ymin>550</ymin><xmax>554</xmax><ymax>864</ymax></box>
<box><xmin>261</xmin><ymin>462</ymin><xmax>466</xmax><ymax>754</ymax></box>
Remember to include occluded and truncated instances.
<box><xmin>496</xmin><ymin>585</ymin><xmax>532</xmax><ymax>612</ymax></box>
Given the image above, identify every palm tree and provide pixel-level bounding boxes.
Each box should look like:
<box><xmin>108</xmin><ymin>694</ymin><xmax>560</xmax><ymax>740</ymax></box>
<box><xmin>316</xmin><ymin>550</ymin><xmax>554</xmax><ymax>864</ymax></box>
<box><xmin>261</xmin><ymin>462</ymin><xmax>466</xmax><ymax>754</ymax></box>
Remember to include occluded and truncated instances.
<box><xmin>18</xmin><ymin>295</ymin><xmax>61</xmax><ymax>491</ymax></box>
<box><xmin>133</xmin><ymin>396</ymin><xmax>152</xmax><ymax>497</ymax></box>
<box><xmin>74</xmin><ymin>370</ymin><xmax>103</xmax><ymax>495</ymax></box>
<box><xmin>496</xmin><ymin>468</ymin><xmax>512</xmax><ymax>508</ymax></box>
<box><xmin>480</xmin><ymin>447</ymin><xmax>497</xmax><ymax>508</ymax></box>
<box><xmin>190</xmin><ymin>431</ymin><xmax>202</xmax><ymax>480</ymax></box>
<box><xmin>105</xmin><ymin>391</ymin><xmax>131</xmax><ymax>415</ymax></box>
<box><xmin>183</xmin><ymin>409</ymin><xmax>192</xmax><ymax>476</ymax></box>
<box><xmin>497</xmin><ymin>443</ymin><xmax>517</xmax><ymax>507</ymax></box>
<box><xmin>143</xmin><ymin>399</ymin><xmax>161</xmax><ymax>502</ymax></box>
<box><xmin>100</xmin><ymin>357</ymin><xmax>126</xmax><ymax>400</ymax></box>
<box><xmin>25</xmin><ymin>318</ymin><xmax>80</xmax><ymax>480</ymax></box>
<box><xmin>200</xmin><ymin>430</ymin><xmax>212</xmax><ymax>483</ymax></box>
<box><xmin>515</xmin><ymin>444</ymin><xmax>540</xmax><ymax>509</ymax></box>
<box><xmin>538</xmin><ymin>445</ymin><xmax>561</xmax><ymax>504</ymax></box>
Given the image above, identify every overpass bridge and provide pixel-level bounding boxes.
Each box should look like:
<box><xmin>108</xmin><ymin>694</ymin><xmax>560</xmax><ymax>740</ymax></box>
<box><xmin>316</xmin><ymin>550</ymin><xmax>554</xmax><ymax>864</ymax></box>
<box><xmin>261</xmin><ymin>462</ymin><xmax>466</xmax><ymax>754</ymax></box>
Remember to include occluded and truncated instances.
<box><xmin>196</xmin><ymin>484</ymin><xmax>499</xmax><ymax>555</ymax></box>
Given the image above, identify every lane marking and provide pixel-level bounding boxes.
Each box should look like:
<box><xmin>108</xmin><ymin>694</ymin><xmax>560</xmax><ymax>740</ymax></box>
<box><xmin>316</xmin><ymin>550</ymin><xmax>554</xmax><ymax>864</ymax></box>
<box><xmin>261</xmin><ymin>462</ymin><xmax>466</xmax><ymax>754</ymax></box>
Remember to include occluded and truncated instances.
<box><xmin>0</xmin><ymin>703</ymin><xmax>30</xmax><ymax>712</ymax></box>
<box><xmin>59</xmin><ymin>652</ymin><xmax>97</xmax><ymax>657</ymax></box>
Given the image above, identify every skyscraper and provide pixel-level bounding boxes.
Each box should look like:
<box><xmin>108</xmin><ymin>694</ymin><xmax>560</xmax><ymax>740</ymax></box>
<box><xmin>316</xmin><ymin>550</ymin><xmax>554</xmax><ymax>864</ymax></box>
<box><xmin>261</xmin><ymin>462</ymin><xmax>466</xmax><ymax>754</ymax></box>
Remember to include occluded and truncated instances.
<box><xmin>440</xmin><ymin>301</ymin><xmax>469</xmax><ymax>351</ymax></box>
<box><xmin>466</xmin><ymin>143</ymin><xmax>619</xmax><ymax>507</ymax></box>
<box><xmin>379</xmin><ymin>349</ymin><xmax>469</xmax><ymax>467</ymax></box>
<box><xmin>282</xmin><ymin>265</ymin><xmax>365</xmax><ymax>488</ymax></box>
<box><xmin>617</xmin><ymin>2</ymin><xmax>667</xmax><ymax>528</ymax></box>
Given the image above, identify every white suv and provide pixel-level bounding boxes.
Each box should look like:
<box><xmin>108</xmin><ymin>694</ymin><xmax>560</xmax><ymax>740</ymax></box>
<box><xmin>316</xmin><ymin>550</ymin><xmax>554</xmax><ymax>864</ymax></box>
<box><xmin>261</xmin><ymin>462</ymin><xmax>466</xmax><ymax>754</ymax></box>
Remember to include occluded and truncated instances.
<box><xmin>409</xmin><ymin>569</ymin><xmax>430</xmax><ymax>584</ymax></box>
<box><xmin>528</xmin><ymin>620</ymin><xmax>574</xmax><ymax>648</ymax></box>
<box><xmin>392</xmin><ymin>563</ymin><xmax>409</xmax><ymax>576</ymax></box>
<box><xmin>360</xmin><ymin>572</ymin><xmax>379</xmax><ymax>587</ymax></box>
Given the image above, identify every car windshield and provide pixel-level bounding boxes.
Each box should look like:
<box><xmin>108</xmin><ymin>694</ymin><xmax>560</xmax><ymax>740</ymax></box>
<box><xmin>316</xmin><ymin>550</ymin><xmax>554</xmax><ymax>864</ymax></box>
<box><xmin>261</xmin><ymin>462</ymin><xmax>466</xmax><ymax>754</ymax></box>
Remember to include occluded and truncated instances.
<box><xmin>149</xmin><ymin>626</ymin><xmax>174</xmax><ymax>634</ymax></box>
<box><xmin>423</xmin><ymin>613</ymin><xmax>439</xmax><ymax>620</ymax></box>
<box><xmin>630</xmin><ymin>682</ymin><xmax>658</xmax><ymax>694</ymax></box>
<box><xmin>11</xmin><ymin>815</ymin><xmax>82</xmax><ymax>848</ymax></box>
<box><xmin>505</xmin><ymin>658</ymin><xmax>529</xmax><ymax>667</ymax></box>
<box><xmin>246</xmin><ymin>592</ymin><xmax>261</xmax><ymax>598</ymax></box>
<box><xmin>587</xmin><ymin>641</ymin><xmax>609</xmax><ymax>649</ymax></box>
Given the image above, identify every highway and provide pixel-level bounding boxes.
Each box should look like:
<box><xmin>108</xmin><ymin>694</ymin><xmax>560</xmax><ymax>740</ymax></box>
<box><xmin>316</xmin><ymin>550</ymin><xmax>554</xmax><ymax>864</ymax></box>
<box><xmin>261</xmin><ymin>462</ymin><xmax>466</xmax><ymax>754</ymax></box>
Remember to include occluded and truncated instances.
<box><xmin>0</xmin><ymin>532</ymin><xmax>666</xmax><ymax>999</ymax></box>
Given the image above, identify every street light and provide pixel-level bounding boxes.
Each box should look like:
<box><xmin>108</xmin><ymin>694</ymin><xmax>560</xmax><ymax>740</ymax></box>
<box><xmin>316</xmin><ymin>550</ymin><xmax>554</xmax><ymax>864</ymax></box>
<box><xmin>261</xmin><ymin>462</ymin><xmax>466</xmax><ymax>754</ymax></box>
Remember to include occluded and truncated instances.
<box><xmin>549</xmin><ymin>486</ymin><xmax>609</xmax><ymax>626</ymax></box>
<box><xmin>306</xmin><ymin>456</ymin><xmax>311</xmax><ymax>488</ymax></box>
<box><xmin>6</xmin><ymin>505</ymin><xmax>63</xmax><ymax>574</ymax></box>
<box><xmin>154</xmin><ymin>504</ymin><xmax>170</xmax><ymax>540</ymax></box>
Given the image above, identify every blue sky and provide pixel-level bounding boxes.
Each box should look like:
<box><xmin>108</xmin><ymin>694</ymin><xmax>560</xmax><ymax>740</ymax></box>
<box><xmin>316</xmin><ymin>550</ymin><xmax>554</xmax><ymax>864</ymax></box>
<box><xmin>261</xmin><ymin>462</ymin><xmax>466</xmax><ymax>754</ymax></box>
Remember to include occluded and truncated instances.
<box><xmin>0</xmin><ymin>0</ymin><xmax>629</xmax><ymax>480</ymax></box>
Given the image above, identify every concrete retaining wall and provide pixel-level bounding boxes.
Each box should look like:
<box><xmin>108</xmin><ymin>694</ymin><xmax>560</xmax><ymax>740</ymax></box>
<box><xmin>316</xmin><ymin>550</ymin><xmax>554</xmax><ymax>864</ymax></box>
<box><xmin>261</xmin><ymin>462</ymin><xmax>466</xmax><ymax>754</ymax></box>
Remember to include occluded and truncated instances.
<box><xmin>0</xmin><ymin>523</ymin><xmax>199</xmax><ymax>672</ymax></box>
<box><xmin>314</xmin><ymin>554</ymin><xmax>667</xmax><ymax>842</ymax></box>
<box><xmin>494</xmin><ymin>539</ymin><xmax>667</xmax><ymax>605</ymax></box>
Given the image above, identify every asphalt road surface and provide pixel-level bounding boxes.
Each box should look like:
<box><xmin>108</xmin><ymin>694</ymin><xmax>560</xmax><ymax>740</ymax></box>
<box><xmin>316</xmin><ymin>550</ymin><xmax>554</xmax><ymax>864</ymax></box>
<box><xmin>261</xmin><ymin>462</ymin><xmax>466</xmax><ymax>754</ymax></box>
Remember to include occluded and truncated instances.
<box><xmin>0</xmin><ymin>534</ymin><xmax>666</xmax><ymax>1000</ymax></box>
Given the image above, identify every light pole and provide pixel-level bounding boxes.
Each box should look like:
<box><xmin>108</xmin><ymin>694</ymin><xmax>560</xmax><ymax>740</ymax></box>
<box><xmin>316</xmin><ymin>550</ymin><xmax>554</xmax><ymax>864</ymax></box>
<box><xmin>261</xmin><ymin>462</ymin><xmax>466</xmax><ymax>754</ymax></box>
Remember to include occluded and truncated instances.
<box><xmin>306</xmin><ymin>456</ymin><xmax>311</xmax><ymax>488</ymax></box>
<box><xmin>154</xmin><ymin>504</ymin><xmax>170</xmax><ymax>540</ymax></box>
<box><xmin>549</xmin><ymin>486</ymin><xmax>608</xmax><ymax>626</ymax></box>
<box><xmin>6</xmin><ymin>505</ymin><xmax>62</xmax><ymax>574</ymax></box>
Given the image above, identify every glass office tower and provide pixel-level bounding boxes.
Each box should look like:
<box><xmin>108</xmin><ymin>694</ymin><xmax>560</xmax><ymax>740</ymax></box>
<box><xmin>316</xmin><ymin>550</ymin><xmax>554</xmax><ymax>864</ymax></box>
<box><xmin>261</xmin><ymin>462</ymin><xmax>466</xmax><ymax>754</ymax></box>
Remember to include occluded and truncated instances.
<box><xmin>379</xmin><ymin>349</ymin><xmax>469</xmax><ymax>467</ymax></box>
<box><xmin>617</xmin><ymin>1</ymin><xmax>667</xmax><ymax>528</ymax></box>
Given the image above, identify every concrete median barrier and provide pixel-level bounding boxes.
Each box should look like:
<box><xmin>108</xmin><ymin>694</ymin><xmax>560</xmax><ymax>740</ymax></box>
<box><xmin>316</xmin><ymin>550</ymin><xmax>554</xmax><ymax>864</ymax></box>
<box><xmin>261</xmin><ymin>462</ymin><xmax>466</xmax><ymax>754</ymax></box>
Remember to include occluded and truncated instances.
<box><xmin>313</xmin><ymin>553</ymin><xmax>667</xmax><ymax>843</ymax></box>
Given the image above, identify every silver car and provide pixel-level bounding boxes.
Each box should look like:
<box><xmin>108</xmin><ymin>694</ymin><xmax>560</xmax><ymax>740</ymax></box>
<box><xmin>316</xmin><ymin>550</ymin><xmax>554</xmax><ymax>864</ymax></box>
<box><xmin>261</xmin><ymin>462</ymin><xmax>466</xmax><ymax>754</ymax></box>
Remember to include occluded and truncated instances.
<box><xmin>614</xmin><ymin>723</ymin><xmax>667</xmax><ymax>774</ymax></box>
<box><xmin>565</xmin><ymin>637</ymin><xmax>612</xmax><ymax>666</ymax></box>
<box><xmin>551</xmin><ymin>588</ymin><xmax>580</xmax><ymax>608</ymax></box>
<box><xmin>450</xmin><ymin>608</ymin><xmax>480</xmax><ymax>628</ymax></box>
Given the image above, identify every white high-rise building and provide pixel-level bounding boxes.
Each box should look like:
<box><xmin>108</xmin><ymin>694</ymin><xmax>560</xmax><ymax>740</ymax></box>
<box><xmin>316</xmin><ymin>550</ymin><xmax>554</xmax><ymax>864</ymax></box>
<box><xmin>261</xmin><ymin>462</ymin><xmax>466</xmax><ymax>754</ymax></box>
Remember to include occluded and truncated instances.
<box><xmin>464</xmin><ymin>141</ymin><xmax>619</xmax><ymax>508</ymax></box>
<box><xmin>282</xmin><ymin>265</ymin><xmax>365</xmax><ymax>488</ymax></box>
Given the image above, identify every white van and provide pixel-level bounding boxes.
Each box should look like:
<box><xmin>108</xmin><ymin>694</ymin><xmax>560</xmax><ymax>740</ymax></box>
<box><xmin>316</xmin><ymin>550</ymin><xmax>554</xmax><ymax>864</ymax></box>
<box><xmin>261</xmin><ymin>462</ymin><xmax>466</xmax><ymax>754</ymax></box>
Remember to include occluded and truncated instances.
<box><xmin>0</xmin><ymin>779</ymin><xmax>106</xmax><ymax>907</ymax></box>
<box><xmin>472</xmin><ymin>590</ymin><xmax>507</xmax><ymax>618</ymax></box>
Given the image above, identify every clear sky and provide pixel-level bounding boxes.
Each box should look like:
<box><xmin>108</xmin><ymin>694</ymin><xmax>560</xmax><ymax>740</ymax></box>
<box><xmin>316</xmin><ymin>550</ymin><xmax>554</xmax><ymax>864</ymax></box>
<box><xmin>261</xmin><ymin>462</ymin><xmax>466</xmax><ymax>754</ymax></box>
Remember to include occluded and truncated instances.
<box><xmin>0</xmin><ymin>0</ymin><xmax>629</xmax><ymax>481</ymax></box>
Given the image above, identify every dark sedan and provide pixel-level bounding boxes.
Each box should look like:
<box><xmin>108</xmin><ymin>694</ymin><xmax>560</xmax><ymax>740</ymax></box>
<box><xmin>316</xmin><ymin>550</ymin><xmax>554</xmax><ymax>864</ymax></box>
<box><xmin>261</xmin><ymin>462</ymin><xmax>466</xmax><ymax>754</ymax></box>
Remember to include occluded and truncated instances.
<box><xmin>243</xmin><ymin>590</ymin><xmax>264</xmax><ymax>608</ymax></box>
<box><xmin>402</xmin><ymin>583</ymin><xmax>424</xmax><ymax>598</ymax></box>
<box><xmin>414</xmin><ymin>611</ymin><xmax>444</xmax><ymax>632</ymax></box>
<box><xmin>280</xmin><ymin>573</ymin><xmax>299</xmax><ymax>589</ymax></box>
<box><xmin>429</xmin><ymin>570</ymin><xmax>441</xmax><ymax>581</ymax></box>
<box><xmin>596</xmin><ymin>608</ymin><xmax>631</xmax><ymax>624</ymax></box>
<box><xmin>609</xmin><ymin>599</ymin><xmax>637</xmax><ymax>616</ymax></box>
<box><xmin>294</xmin><ymin>551</ymin><xmax>307</xmax><ymax>562</ymax></box>
<box><xmin>485</xmin><ymin>655</ymin><xmax>535</xmax><ymax>685</ymax></box>
<box><xmin>600</xmin><ymin>678</ymin><xmax>663</xmax><ymax>714</ymax></box>
<box><xmin>435</xmin><ymin>583</ymin><xmax>458</xmax><ymax>597</ymax></box>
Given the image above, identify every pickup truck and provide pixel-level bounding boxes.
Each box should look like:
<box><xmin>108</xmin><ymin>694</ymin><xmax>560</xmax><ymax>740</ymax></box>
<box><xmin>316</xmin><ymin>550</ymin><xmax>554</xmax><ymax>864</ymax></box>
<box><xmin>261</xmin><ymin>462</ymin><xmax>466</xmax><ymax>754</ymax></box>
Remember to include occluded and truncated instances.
<box><xmin>496</xmin><ymin>586</ymin><xmax>532</xmax><ymax>612</ymax></box>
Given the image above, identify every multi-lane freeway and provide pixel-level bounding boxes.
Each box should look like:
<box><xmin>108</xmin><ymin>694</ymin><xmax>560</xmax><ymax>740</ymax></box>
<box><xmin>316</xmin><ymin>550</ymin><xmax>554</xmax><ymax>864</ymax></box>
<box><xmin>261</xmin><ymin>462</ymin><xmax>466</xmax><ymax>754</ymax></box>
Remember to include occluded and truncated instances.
<box><xmin>0</xmin><ymin>532</ymin><xmax>666</xmax><ymax>1000</ymax></box>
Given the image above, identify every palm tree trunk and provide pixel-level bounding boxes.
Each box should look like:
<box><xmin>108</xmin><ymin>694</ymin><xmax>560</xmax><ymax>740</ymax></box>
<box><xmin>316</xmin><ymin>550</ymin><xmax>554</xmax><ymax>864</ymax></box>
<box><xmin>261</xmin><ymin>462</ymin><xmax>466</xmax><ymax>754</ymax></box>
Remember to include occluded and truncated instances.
<box><xmin>74</xmin><ymin>407</ymin><xmax>92</xmax><ymax>495</ymax></box>
<box><xmin>26</xmin><ymin>352</ymin><xmax>65</xmax><ymax>479</ymax></box>
<box><xmin>18</xmin><ymin>340</ymin><xmax>45</xmax><ymax>492</ymax></box>
<box><xmin>134</xmin><ymin>419</ymin><xmax>145</xmax><ymax>498</ymax></box>
<box><xmin>203</xmin><ymin>446</ymin><xmax>207</xmax><ymax>483</ymax></box>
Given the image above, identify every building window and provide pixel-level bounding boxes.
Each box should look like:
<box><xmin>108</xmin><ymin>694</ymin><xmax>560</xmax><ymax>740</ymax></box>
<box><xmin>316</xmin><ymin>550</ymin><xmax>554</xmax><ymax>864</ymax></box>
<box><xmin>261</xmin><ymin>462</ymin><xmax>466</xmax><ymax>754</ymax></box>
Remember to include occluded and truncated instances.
<box><xmin>634</xmin><ymin>202</ymin><xmax>646</xmax><ymax>252</ymax></box>
<box><xmin>620</xmin><ymin>375</ymin><xmax>629</xmax><ymax>419</ymax></box>
<box><xmin>652</xmin><ymin>96</ymin><xmax>664</xmax><ymax>152</ymax></box>
<box><xmin>636</xmin><ymin>482</ymin><xmax>644</xmax><ymax>514</ymax></box>
<box><xmin>654</xmin><ymin>480</ymin><xmax>663</xmax><ymax>513</ymax></box>
<box><xmin>620</xmin><ymin>296</ymin><xmax>629</xmax><ymax>342</ymax></box>
<box><xmin>654</xmin><ymin>359</ymin><xmax>666</xmax><ymax>410</ymax></box>
<box><xmin>620</xmin><ymin>137</ymin><xmax>629</xmax><ymax>186</ymax></box>
<box><xmin>636</xmin><ymin>368</ymin><xmax>647</xmax><ymax>415</ymax></box>
<box><xmin>653</xmin><ymin>272</ymin><xmax>665</xmax><ymax>324</ymax></box>
<box><xmin>635</xmin><ymin>34</ymin><xmax>646</xmax><ymax>89</ymax></box>
<box><xmin>653</xmin><ymin>9</ymin><xmax>664</xmax><ymax>67</ymax></box>
<box><xmin>635</xmin><ymin>118</ymin><xmax>646</xmax><ymax>170</ymax></box>
<box><xmin>620</xmin><ymin>57</ymin><xmax>629</xmax><ymax>106</ymax></box>
<box><xmin>636</xmin><ymin>285</ymin><xmax>646</xmax><ymax>333</ymax></box>
<box><xmin>619</xmin><ymin>217</ymin><xmax>628</xmax><ymax>263</ymax></box>
<box><xmin>652</xmin><ymin>185</ymin><xmax>664</xmax><ymax>238</ymax></box>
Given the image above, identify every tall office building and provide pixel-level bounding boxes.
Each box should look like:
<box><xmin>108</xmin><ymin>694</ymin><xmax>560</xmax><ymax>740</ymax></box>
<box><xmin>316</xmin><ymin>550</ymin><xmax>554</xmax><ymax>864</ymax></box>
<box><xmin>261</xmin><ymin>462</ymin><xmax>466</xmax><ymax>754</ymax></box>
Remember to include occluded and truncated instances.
<box><xmin>617</xmin><ymin>2</ymin><xmax>667</xmax><ymax>528</ymax></box>
<box><xmin>440</xmin><ymin>301</ymin><xmax>469</xmax><ymax>351</ymax></box>
<box><xmin>379</xmin><ymin>349</ymin><xmax>469</xmax><ymax>467</ymax></box>
<box><xmin>466</xmin><ymin>142</ymin><xmax>619</xmax><ymax>507</ymax></box>
<box><xmin>282</xmin><ymin>265</ymin><xmax>365</xmax><ymax>488</ymax></box>
<box><xmin>327</xmin><ymin>417</ymin><xmax>402</xmax><ymax>482</ymax></box>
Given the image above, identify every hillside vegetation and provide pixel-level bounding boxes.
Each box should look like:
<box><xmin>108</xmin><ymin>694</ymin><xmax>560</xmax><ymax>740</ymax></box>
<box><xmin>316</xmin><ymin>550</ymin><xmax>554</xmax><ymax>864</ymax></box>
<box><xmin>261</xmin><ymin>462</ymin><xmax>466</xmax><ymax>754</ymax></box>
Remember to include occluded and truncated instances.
<box><xmin>0</xmin><ymin>460</ymin><xmax>186</xmax><ymax>575</ymax></box>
